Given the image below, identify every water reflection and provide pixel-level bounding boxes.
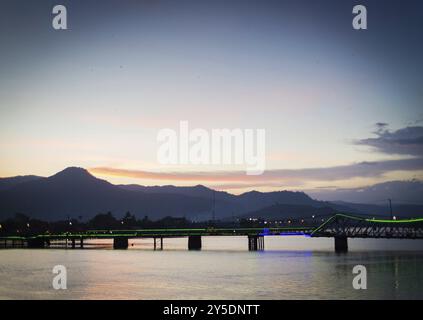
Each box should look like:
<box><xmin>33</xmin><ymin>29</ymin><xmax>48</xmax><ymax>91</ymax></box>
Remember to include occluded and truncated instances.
<box><xmin>0</xmin><ymin>236</ymin><xmax>422</xmax><ymax>299</ymax></box>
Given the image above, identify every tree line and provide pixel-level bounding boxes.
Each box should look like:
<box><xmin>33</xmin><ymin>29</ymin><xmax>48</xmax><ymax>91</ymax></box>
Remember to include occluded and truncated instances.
<box><xmin>0</xmin><ymin>212</ymin><xmax>217</xmax><ymax>236</ymax></box>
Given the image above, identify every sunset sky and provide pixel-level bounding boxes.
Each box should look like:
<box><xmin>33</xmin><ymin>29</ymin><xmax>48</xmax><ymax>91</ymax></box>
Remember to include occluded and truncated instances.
<box><xmin>1</xmin><ymin>0</ymin><xmax>422</xmax><ymax>193</ymax></box>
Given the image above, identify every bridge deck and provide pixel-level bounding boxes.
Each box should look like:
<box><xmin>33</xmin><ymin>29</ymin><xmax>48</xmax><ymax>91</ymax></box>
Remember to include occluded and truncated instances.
<box><xmin>1</xmin><ymin>214</ymin><xmax>423</xmax><ymax>241</ymax></box>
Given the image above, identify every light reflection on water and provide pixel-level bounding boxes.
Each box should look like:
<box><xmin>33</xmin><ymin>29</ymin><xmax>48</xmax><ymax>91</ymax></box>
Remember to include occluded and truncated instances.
<box><xmin>0</xmin><ymin>236</ymin><xmax>422</xmax><ymax>300</ymax></box>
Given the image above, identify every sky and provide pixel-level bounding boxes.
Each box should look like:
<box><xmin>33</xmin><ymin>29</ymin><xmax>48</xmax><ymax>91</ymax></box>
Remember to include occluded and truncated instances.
<box><xmin>1</xmin><ymin>0</ymin><xmax>422</xmax><ymax>194</ymax></box>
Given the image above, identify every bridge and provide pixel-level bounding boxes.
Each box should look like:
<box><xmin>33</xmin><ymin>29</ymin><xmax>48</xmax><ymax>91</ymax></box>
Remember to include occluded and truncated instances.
<box><xmin>1</xmin><ymin>214</ymin><xmax>423</xmax><ymax>252</ymax></box>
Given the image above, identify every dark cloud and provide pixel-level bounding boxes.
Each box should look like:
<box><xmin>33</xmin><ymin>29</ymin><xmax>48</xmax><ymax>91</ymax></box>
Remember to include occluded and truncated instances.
<box><xmin>374</xmin><ymin>122</ymin><xmax>389</xmax><ymax>135</ymax></box>
<box><xmin>357</xmin><ymin>125</ymin><xmax>423</xmax><ymax>156</ymax></box>
<box><xmin>263</xmin><ymin>158</ymin><xmax>423</xmax><ymax>181</ymax></box>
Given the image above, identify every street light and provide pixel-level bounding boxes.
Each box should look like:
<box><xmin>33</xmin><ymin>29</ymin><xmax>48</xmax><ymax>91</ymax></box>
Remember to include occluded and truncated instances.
<box><xmin>388</xmin><ymin>199</ymin><xmax>393</xmax><ymax>220</ymax></box>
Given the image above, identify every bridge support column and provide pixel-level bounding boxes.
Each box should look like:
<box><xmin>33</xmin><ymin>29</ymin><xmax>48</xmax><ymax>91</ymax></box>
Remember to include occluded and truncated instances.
<box><xmin>113</xmin><ymin>237</ymin><xmax>129</xmax><ymax>249</ymax></box>
<box><xmin>154</xmin><ymin>237</ymin><xmax>164</xmax><ymax>250</ymax></box>
<box><xmin>188</xmin><ymin>235</ymin><xmax>202</xmax><ymax>250</ymax></box>
<box><xmin>27</xmin><ymin>238</ymin><xmax>45</xmax><ymax>249</ymax></box>
<box><xmin>258</xmin><ymin>236</ymin><xmax>264</xmax><ymax>251</ymax></box>
<box><xmin>334</xmin><ymin>236</ymin><xmax>348</xmax><ymax>253</ymax></box>
<box><xmin>248</xmin><ymin>235</ymin><xmax>264</xmax><ymax>251</ymax></box>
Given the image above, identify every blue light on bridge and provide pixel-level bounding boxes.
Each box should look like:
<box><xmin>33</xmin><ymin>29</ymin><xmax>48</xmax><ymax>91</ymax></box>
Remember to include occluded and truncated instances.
<box><xmin>260</xmin><ymin>228</ymin><xmax>270</xmax><ymax>236</ymax></box>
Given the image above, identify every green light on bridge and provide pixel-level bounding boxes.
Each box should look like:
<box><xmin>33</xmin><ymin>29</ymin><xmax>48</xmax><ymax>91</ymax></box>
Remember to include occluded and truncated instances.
<box><xmin>365</xmin><ymin>217</ymin><xmax>423</xmax><ymax>223</ymax></box>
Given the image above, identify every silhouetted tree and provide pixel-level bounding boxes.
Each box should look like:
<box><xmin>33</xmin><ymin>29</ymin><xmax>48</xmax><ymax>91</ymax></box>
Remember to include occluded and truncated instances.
<box><xmin>122</xmin><ymin>211</ymin><xmax>137</xmax><ymax>228</ymax></box>
<box><xmin>88</xmin><ymin>212</ymin><xmax>119</xmax><ymax>229</ymax></box>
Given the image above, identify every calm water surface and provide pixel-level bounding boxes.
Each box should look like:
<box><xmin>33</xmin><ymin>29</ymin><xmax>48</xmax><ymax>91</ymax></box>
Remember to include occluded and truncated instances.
<box><xmin>0</xmin><ymin>236</ymin><xmax>422</xmax><ymax>299</ymax></box>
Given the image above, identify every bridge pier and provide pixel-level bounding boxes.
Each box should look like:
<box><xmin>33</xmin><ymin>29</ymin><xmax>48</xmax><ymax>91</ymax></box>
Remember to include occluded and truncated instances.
<box><xmin>188</xmin><ymin>235</ymin><xmax>202</xmax><ymax>250</ymax></box>
<box><xmin>113</xmin><ymin>237</ymin><xmax>129</xmax><ymax>249</ymax></box>
<box><xmin>27</xmin><ymin>238</ymin><xmax>46</xmax><ymax>249</ymax></box>
<box><xmin>334</xmin><ymin>236</ymin><xmax>348</xmax><ymax>253</ymax></box>
<box><xmin>12</xmin><ymin>239</ymin><xmax>23</xmax><ymax>248</ymax></box>
<box><xmin>154</xmin><ymin>237</ymin><xmax>163</xmax><ymax>250</ymax></box>
<box><xmin>248</xmin><ymin>235</ymin><xmax>264</xmax><ymax>251</ymax></box>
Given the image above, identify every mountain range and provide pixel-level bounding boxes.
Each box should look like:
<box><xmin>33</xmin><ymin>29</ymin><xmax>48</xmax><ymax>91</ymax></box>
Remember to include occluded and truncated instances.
<box><xmin>0</xmin><ymin>167</ymin><xmax>422</xmax><ymax>221</ymax></box>
<box><xmin>308</xmin><ymin>180</ymin><xmax>423</xmax><ymax>205</ymax></box>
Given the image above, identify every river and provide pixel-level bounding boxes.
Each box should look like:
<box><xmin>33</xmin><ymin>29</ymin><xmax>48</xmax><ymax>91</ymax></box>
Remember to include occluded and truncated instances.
<box><xmin>0</xmin><ymin>236</ymin><xmax>422</xmax><ymax>299</ymax></box>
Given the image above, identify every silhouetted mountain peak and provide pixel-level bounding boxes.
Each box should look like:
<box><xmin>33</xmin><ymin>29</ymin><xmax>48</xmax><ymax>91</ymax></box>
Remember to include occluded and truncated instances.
<box><xmin>45</xmin><ymin>167</ymin><xmax>113</xmax><ymax>189</ymax></box>
<box><xmin>194</xmin><ymin>184</ymin><xmax>211</xmax><ymax>190</ymax></box>
<box><xmin>50</xmin><ymin>167</ymin><xmax>93</xmax><ymax>180</ymax></box>
<box><xmin>0</xmin><ymin>167</ymin><xmax>213</xmax><ymax>221</ymax></box>
<box><xmin>3</xmin><ymin>166</ymin><xmax>422</xmax><ymax>222</ymax></box>
<box><xmin>241</xmin><ymin>190</ymin><xmax>262</xmax><ymax>196</ymax></box>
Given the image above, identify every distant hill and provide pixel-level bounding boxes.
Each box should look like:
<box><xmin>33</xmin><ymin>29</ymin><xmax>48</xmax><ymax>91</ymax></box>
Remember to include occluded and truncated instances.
<box><xmin>0</xmin><ymin>167</ymin><xmax>212</xmax><ymax>221</ymax></box>
<box><xmin>308</xmin><ymin>180</ymin><xmax>423</xmax><ymax>205</ymax></box>
<box><xmin>239</xmin><ymin>203</ymin><xmax>338</xmax><ymax>220</ymax></box>
<box><xmin>1</xmin><ymin>167</ymin><xmax>422</xmax><ymax>222</ymax></box>
<box><xmin>330</xmin><ymin>201</ymin><xmax>423</xmax><ymax>218</ymax></box>
<box><xmin>118</xmin><ymin>184</ymin><xmax>322</xmax><ymax>216</ymax></box>
<box><xmin>236</xmin><ymin>190</ymin><xmax>319</xmax><ymax>211</ymax></box>
<box><xmin>240</xmin><ymin>202</ymin><xmax>423</xmax><ymax>220</ymax></box>
<box><xmin>119</xmin><ymin>184</ymin><xmax>242</xmax><ymax>218</ymax></box>
<box><xmin>119</xmin><ymin>184</ymin><xmax>234</xmax><ymax>200</ymax></box>
<box><xmin>0</xmin><ymin>175</ymin><xmax>42</xmax><ymax>191</ymax></box>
